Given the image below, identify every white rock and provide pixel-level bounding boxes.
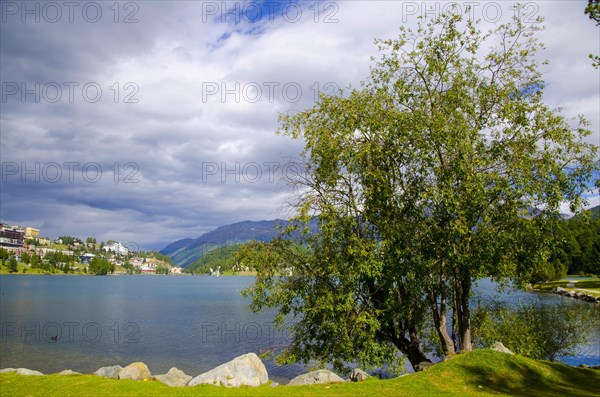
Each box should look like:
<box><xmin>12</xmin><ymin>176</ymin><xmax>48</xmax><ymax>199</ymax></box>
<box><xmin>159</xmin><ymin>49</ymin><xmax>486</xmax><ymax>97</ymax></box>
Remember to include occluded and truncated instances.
<box><xmin>94</xmin><ymin>365</ymin><xmax>123</xmax><ymax>379</ymax></box>
<box><xmin>155</xmin><ymin>367</ymin><xmax>192</xmax><ymax>387</ymax></box>
<box><xmin>350</xmin><ymin>368</ymin><xmax>370</xmax><ymax>382</ymax></box>
<box><xmin>491</xmin><ymin>341</ymin><xmax>514</xmax><ymax>355</ymax></box>
<box><xmin>118</xmin><ymin>362</ymin><xmax>152</xmax><ymax>380</ymax></box>
<box><xmin>288</xmin><ymin>369</ymin><xmax>345</xmax><ymax>386</ymax></box>
<box><xmin>16</xmin><ymin>368</ymin><xmax>44</xmax><ymax>376</ymax></box>
<box><xmin>57</xmin><ymin>369</ymin><xmax>80</xmax><ymax>376</ymax></box>
<box><xmin>188</xmin><ymin>353</ymin><xmax>268</xmax><ymax>387</ymax></box>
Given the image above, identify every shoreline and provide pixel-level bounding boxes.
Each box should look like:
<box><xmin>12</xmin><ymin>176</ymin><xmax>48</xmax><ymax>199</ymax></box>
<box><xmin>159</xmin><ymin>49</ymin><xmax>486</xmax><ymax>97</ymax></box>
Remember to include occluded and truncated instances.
<box><xmin>531</xmin><ymin>276</ymin><xmax>600</xmax><ymax>304</ymax></box>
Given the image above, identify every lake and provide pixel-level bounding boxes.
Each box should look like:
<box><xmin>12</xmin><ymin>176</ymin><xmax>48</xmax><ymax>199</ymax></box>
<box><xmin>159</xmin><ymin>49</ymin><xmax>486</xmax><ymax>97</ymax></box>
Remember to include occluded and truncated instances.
<box><xmin>0</xmin><ymin>275</ymin><xmax>598</xmax><ymax>383</ymax></box>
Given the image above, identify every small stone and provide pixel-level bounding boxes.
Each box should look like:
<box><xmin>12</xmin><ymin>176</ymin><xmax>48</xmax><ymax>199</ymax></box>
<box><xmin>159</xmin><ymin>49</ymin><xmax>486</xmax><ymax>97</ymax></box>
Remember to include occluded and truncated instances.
<box><xmin>270</xmin><ymin>382</ymin><xmax>279</xmax><ymax>387</ymax></box>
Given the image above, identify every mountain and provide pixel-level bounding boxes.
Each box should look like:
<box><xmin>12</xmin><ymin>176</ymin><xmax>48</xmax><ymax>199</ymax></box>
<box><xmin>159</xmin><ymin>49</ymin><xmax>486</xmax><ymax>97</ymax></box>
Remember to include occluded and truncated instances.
<box><xmin>160</xmin><ymin>219</ymin><xmax>289</xmax><ymax>268</ymax></box>
<box><xmin>160</xmin><ymin>238</ymin><xmax>194</xmax><ymax>256</ymax></box>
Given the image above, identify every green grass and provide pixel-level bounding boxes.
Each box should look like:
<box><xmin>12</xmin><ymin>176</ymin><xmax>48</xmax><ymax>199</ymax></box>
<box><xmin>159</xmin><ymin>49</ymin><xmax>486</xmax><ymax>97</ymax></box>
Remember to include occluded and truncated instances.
<box><xmin>533</xmin><ymin>276</ymin><xmax>600</xmax><ymax>297</ymax></box>
<box><xmin>0</xmin><ymin>263</ymin><xmax>86</xmax><ymax>276</ymax></box>
<box><xmin>1</xmin><ymin>350</ymin><xmax>598</xmax><ymax>396</ymax></box>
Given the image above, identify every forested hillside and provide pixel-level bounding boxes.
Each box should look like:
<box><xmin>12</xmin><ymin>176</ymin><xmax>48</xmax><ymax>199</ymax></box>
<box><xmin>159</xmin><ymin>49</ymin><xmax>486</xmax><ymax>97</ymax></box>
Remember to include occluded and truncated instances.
<box><xmin>550</xmin><ymin>205</ymin><xmax>600</xmax><ymax>276</ymax></box>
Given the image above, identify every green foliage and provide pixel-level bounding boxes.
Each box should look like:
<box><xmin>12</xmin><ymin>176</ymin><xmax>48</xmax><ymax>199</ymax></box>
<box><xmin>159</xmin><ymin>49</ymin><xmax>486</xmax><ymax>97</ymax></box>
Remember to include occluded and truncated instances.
<box><xmin>548</xmin><ymin>207</ymin><xmax>600</xmax><ymax>277</ymax></box>
<box><xmin>155</xmin><ymin>265</ymin><xmax>170</xmax><ymax>275</ymax></box>
<box><xmin>88</xmin><ymin>257</ymin><xmax>115</xmax><ymax>275</ymax></box>
<box><xmin>8</xmin><ymin>257</ymin><xmax>18</xmax><ymax>273</ymax></box>
<box><xmin>472</xmin><ymin>300</ymin><xmax>597</xmax><ymax>361</ymax></box>
<box><xmin>86</xmin><ymin>237</ymin><xmax>96</xmax><ymax>244</ymax></box>
<box><xmin>29</xmin><ymin>254</ymin><xmax>42</xmax><ymax>269</ymax></box>
<box><xmin>586</xmin><ymin>0</ymin><xmax>600</xmax><ymax>24</ymax></box>
<box><xmin>122</xmin><ymin>262</ymin><xmax>141</xmax><ymax>275</ymax></box>
<box><xmin>20</xmin><ymin>252</ymin><xmax>30</xmax><ymax>264</ymax></box>
<box><xmin>0</xmin><ymin>248</ymin><xmax>9</xmax><ymax>265</ymax></box>
<box><xmin>240</xmin><ymin>8</ymin><xmax>599</xmax><ymax>374</ymax></box>
<box><xmin>58</xmin><ymin>236</ymin><xmax>81</xmax><ymax>246</ymax></box>
<box><xmin>586</xmin><ymin>0</ymin><xmax>600</xmax><ymax>67</ymax></box>
<box><xmin>187</xmin><ymin>245</ymin><xmax>242</xmax><ymax>274</ymax></box>
<box><xmin>146</xmin><ymin>251</ymin><xmax>173</xmax><ymax>265</ymax></box>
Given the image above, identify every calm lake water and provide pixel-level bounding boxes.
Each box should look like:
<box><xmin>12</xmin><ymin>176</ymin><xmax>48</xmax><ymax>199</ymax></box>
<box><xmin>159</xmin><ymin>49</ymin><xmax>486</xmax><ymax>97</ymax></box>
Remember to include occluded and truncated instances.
<box><xmin>0</xmin><ymin>275</ymin><xmax>598</xmax><ymax>382</ymax></box>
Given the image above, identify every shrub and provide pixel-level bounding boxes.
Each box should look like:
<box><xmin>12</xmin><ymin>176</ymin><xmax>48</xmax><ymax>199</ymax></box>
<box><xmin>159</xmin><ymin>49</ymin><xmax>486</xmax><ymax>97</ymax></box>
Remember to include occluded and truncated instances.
<box><xmin>472</xmin><ymin>299</ymin><xmax>597</xmax><ymax>361</ymax></box>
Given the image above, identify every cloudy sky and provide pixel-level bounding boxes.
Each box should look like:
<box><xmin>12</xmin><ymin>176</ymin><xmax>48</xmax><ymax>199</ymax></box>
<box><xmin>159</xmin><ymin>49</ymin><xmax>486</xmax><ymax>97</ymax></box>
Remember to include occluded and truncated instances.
<box><xmin>1</xmin><ymin>0</ymin><xmax>598</xmax><ymax>250</ymax></box>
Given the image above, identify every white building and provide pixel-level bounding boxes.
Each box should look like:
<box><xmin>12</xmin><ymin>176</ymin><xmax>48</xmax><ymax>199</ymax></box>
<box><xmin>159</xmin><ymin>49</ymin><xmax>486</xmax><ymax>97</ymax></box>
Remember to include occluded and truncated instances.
<box><xmin>169</xmin><ymin>266</ymin><xmax>183</xmax><ymax>275</ymax></box>
<box><xmin>103</xmin><ymin>242</ymin><xmax>129</xmax><ymax>256</ymax></box>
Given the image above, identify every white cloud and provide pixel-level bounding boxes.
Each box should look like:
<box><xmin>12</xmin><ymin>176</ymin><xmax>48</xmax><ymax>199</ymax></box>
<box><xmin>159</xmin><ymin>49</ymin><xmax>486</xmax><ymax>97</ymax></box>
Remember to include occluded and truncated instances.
<box><xmin>1</xmin><ymin>0</ymin><xmax>598</xmax><ymax>249</ymax></box>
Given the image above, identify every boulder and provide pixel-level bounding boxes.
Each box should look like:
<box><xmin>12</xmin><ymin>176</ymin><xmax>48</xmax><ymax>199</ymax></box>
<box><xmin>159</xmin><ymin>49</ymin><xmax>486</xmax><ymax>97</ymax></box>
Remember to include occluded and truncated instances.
<box><xmin>155</xmin><ymin>367</ymin><xmax>192</xmax><ymax>387</ymax></box>
<box><xmin>555</xmin><ymin>287</ymin><xmax>567</xmax><ymax>294</ymax></box>
<box><xmin>350</xmin><ymin>368</ymin><xmax>370</xmax><ymax>382</ymax></box>
<box><xmin>491</xmin><ymin>341</ymin><xmax>514</xmax><ymax>355</ymax></box>
<box><xmin>119</xmin><ymin>362</ymin><xmax>152</xmax><ymax>381</ymax></box>
<box><xmin>15</xmin><ymin>368</ymin><xmax>44</xmax><ymax>376</ymax></box>
<box><xmin>0</xmin><ymin>368</ymin><xmax>16</xmax><ymax>373</ymax></box>
<box><xmin>188</xmin><ymin>353</ymin><xmax>268</xmax><ymax>387</ymax></box>
<box><xmin>288</xmin><ymin>369</ymin><xmax>345</xmax><ymax>386</ymax></box>
<box><xmin>270</xmin><ymin>382</ymin><xmax>280</xmax><ymax>387</ymax></box>
<box><xmin>57</xmin><ymin>370</ymin><xmax>80</xmax><ymax>376</ymax></box>
<box><xmin>94</xmin><ymin>365</ymin><xmax>123</xmax><ymax>379</ymax></box>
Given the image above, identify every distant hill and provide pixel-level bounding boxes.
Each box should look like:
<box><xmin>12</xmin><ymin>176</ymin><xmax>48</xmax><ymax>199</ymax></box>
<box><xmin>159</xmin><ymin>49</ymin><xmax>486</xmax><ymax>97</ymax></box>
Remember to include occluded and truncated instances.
<box><xmin>160</xmin><ymin>219</ymin><xmax>289</xmax><ymax>267</ymax></box>
<box><xmin>185</xmin><ymin>244</ymin><xmax>243</xmax><ymax>274</ymax></box>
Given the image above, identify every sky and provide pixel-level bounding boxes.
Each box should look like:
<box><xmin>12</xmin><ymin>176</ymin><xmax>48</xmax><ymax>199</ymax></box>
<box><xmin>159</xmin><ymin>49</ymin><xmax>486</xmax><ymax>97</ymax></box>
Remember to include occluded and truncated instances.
<box><xmin>1</xmin><ymin>0</ymin><xmax>599</xmax><ymax>251</ymax></box>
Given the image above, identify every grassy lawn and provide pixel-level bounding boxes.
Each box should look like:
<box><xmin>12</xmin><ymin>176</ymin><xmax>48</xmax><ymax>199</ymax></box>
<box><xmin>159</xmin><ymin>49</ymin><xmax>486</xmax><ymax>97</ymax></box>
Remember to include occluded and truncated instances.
<box><xmin>532</xmin><ymin>276</ymin><xmax>600</xmax><ymax>298</ymax></box>
<box><xmin>1</xmin><ymin>350</ymin><xmax>599</xmax><ymax>397</ymax></box>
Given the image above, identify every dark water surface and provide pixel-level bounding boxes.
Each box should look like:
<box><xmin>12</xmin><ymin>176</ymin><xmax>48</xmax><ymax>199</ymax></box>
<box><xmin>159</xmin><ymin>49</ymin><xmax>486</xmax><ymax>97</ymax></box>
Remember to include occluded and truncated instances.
<box><xmin>0</xmin><ymin>275</ymin><xmax>598</xmax><ymax>382</ymax></box>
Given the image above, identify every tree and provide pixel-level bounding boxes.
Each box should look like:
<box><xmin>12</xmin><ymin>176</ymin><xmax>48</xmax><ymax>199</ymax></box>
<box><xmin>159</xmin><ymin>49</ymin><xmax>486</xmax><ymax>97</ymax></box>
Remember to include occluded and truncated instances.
<box><xmin>239</xmin><ymin>9</ymin><xmax>599</xmax><ymax>374</ymax></box>
<box><xmin>58</xmin><ymin>236</ymin><xmax>78</xmax><ymax>246</ymax></box>
<box><xmin>0</xmin><ymin>248</ymin><xmax>9</xmax><ymax>267</ymax></box>
<box><xmin>21</xmin><ymin>252</ymin><xmax>31</xmax><ymax>264</ymax></box>
<box><xmin>88</xmin><ymin>257</ymin><xmax>115</xmax><ymax>275</ymax></box>
<box><xmin>8</xmin><ymin>257</ymin><xmax>18</xmax><ymax>273</ymax></box>
<box><xmin>30</xmin><ymin>254</ymin><xmax>41</xmax><ymax>269</ymax></box>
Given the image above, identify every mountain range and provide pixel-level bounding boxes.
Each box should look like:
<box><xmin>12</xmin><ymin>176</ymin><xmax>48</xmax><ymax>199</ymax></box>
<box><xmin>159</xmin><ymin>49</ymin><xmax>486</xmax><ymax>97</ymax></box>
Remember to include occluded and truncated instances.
<box><xmin>161</xmin><ymin>206</ymin><xmax>598</xmax><ymax>268</ymax></box>
<box><xmin>160</xmin><ymin>219</ymin><xmax>289</xmax><ymax>267</ymax></box>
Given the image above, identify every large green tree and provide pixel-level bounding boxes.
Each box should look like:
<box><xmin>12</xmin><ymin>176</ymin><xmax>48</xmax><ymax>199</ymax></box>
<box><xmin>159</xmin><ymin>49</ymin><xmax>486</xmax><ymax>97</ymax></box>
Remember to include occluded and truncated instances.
<box><xmin>239</xmin><ymin>10</ymin><xmax>598</xmax><ymax>373</ymax></box>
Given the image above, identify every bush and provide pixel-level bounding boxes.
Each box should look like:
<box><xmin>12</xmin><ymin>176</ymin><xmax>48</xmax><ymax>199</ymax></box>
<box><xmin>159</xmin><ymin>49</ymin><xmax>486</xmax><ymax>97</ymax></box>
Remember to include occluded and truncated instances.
<box><xmin>472</xmin><ymin>300</ymin><xmax>596</xmax><ymax>361</ymax></box>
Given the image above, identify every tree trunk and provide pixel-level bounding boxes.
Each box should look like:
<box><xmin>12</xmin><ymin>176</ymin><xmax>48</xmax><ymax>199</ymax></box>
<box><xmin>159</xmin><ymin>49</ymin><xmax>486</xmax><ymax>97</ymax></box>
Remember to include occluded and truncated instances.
<box><xmin>430</xmin><ymin>268</ymin><xmax>456</xmax><ymax>356</ymax></box>
<box><xmin>392</xmin><ymin>328</ymin><xmax>433</xmax><ymax>372</ymax></box>
<box><xmin>459</xmin><ymin>275</ymin><xmax>472</xmax><ymax>352</ymax></box>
